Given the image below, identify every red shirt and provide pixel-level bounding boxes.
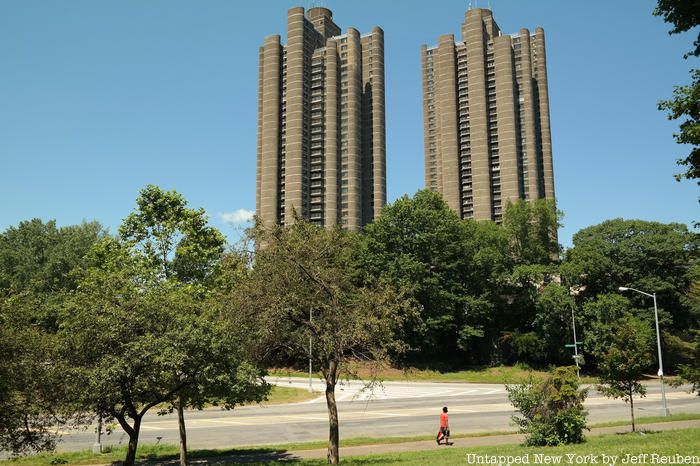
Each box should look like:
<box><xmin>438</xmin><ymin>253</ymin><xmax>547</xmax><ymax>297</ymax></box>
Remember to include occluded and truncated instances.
<box><xmin>440</xmin><ymin>412</ymin><xmax>449</xmax><ymax>428</ymax></box>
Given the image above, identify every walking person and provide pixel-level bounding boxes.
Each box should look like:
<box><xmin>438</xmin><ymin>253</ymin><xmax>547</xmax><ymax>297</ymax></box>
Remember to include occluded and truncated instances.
<box><xmin>436</xmin><ymin>406</ymin><xmax>451</xmax><ymax>445</ymax></box>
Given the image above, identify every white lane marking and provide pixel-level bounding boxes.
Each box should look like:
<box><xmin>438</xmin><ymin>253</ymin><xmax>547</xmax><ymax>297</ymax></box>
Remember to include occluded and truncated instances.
<box><xmin>203</xmin><ymin>419</ymin><xmax>253</xmax><ymax>426</ymax></box>
<box><xmin>364</xmin><ymin>411</ymin><xmax>417</xmax><ymax>418</ymax></box>
<box><xmin>336</xmin><ymin>392</ymin><xmax>354</xmax><ymax>402</ymax></box>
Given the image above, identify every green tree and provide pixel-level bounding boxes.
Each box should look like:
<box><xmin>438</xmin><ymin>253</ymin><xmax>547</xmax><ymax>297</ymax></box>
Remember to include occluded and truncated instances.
<box><xmin>502</xmin><ymin>199</ymin><xmax>561</xmax><ymax>265</ymax></box>
<box><xmin>578</xmin><ymin>293</ymin><xmax>632</xmax><ymax>368</ymax></box>
<box><xmin>0</xmin><ymin>297</ymin><xmax>69</xmax><ymax>456</ymax></box>
<box><xmin>0</xmin><ymin>219</ymin><xmax>104</xmax><ymax>455</ymax></box>
<box><xmin>532</xmin><ymin>283</ymin><xmax>577</xmax><ymax>366</ymax></box>
<box><xmin>0</xmin><ymin>219</ymin><xmax>105</xmax><ymax>295</ymax></box>
<box><xmin>60</xmin><ymin>238</ymin><xmax>265</xmax><ymax>466</ymax></box>
<box><xmin>118</xmin><ymin>185</ymin><xmax>229</xmax><ymax>466</ymax></box>
<box><xmin>359</xmin><ymin>190</ymin><xmax>511</xmax><ymax>364</ymax></box>
<box><xmin>487</xmin><ymin>200</ymin><xmax>561</xmax><ymax>366</ymax></box>
<box><xmin>119</xmin><ymin>184</ymin><xmax>225</xmax><ymax>284</ymax></box>
<box><xmin>676</xmin><ymin>330</ymin><xmax>700</xmax><ymax>395</ymax></box>
<box><xmin>507</xmin><ymin>366</ymin><xmax>588</xmax><ymax>446</ymax></box>
<box><xmin>659</xmin><ymin>70</ymin><xmax>700</xmax><ymax>184</ymax></box>
<box><xmin>565</xmin><ymin>219</ymin><xmax>699</xmax><ymax>332</ymax></box>
<box><xmin>654</xmin><ymin>0</ymin><xmax>700</xmax><ymax>59</ymax></box>
<box><xmin>596</xmin><ymin>317</ymin><xmax>655</xmax><ymax>432</ymax></box>
<box><xmin>233</xmin><ymin>220</ymin><xmax>412</xmax><ymax>464</ymax></box>
<box><xmin>654</xmin><ymin>1</ymin><xmax>700</xmax><ymax>188</ymax></box>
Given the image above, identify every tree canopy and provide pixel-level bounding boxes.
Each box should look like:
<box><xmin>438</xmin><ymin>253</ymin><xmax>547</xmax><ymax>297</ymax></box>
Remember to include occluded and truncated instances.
<box><xmin>655</xmin><ymin>0</ymin><xmax>700</xmax><ymax>195</ymax></box>
<box><xmin>596</xmin><ymin>317</ymin><xmax>655</xmax><ymax>432</ymax></box>
<box><xmin>565</xmin><ymin>219</ymin><xmax>699</xmax><ymax>332</ymax></box>
<box><xmin>0</xmin><ymin>219</ymin><xmax>104</xmax><ymax>456</ymax></box>
<box><xmin>232</xmin><ymin>220</ymin><xmax>412</xmax><ymax>464</ymax></box>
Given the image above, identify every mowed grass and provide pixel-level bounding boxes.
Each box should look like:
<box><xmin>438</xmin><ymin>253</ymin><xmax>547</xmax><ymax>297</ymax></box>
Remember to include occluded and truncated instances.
<box><xmin>6</xmin><ymin>415</ymin><xmax>699</xmax><ymax>465</ymax></box>
<box><xmin>270</xmin><ymin>363</ymin><xmax>599</xmax><ymax>384</ymax></box>
<box><xmin>252</xmin><ymin>384</ymin><xmax>319</xmax><ymax>405</ymax></box>
<box><xmin>590</xmin><ymin>412</ymin><xmax>700</xmax><ymax>428</ymax></box>
<box><xmin>296</xmin><ymin>428</ymin><xmax>700</xmax><ymax>466</ymax></box>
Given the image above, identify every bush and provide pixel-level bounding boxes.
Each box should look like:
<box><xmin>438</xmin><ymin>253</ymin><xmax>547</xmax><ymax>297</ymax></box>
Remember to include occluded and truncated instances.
<box><xmin>506</xmin><ymin>366</ymin><xmax>588</xmax><ymax>446</ymax></box>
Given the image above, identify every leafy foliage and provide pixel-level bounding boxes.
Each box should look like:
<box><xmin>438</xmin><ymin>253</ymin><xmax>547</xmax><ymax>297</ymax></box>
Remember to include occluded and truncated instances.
<box><xmin>502</xmin><ymin>198</ymin><xmax>561</xmax><ymax>265</ymax></box>
<box><xmin>118</xmin><ymin>185</ymin><xmax>243</xmax><ymax>466</ymax></box>
<box><xmin>119</xmin><ymin>184</ymin><xmax>226</xmax><ymax>283</ymax></box>
<box><xmin>0</xmin><ymin>219</ymin><xmax>105</xmax><ymax>295</ymax></box>
<box><xmin>654</xmin><ymin>0</ymin><xmax>700</xmax><ymax>191</ymax></box>
<box><xmin>532</xmin><ymin>283</ymin><xmax>576</xmax><ymax>366</ymax></box>
<box><xmin>0</xmin><ymin>297</ymin><xmax>65</xmax><ymax>456</ymax></box>
<box><xmin>654</xmin><ymin>0</ymin><xmax>700</xmax><ymax>58</ymax></box>
<box><xmin>659</xmin><ymin>69</ymin><xmax>700</xmax><ymax>184</ymax></box>
<box><xmin>677</xmin><ymin>330</ymin><xmax>700</xmax><ymax>395</ymax></box>
<box><xmin>60</xmin><ymin>237</ymin><xmax>265</xmax><ymax>465</ymax></box>
<box><xmin>507</xmin><ymin>366</ymin><xmax>588</xmax><ymax>446</ymax></box>
<box><xmin>57</xmin><ymin>187</ymin><xmax>265</xmax><ymax>466</ymax></box>
<box><xmin>232</xmin><ymin>220</ymin><xmax>413</xmax><ymax>464</ymax></box>
<box><xmin>0</xmin><ymin>220</ymin><xmax>104</xmax><ymax>456</ymax></box>
<box><xmin>595</xmin><ymin>317</ymin><xmax>655</xmax><ymax>432</ymax></box>
<box><xmin>359</xmin><ymin>190</ymin><xmax>512</xmax><ymax>364</ymax></box>
<box><xmin>566</xmin><ymin>219</ymin><xmax>699</xmax><ymax>332</ymax></box>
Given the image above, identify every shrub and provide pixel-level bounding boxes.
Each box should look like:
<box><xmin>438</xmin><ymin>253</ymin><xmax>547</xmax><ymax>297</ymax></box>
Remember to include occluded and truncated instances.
<box><xmin>506</xmin><ymin>366</ymin><xmax>588</xmax><ymax>446</ymax></box>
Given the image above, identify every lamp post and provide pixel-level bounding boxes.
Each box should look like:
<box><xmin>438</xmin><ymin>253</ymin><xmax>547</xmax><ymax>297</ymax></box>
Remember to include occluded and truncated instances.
<box><xmin>618</xmin><ymin>286</ymin><xmax>669</xmax><ymax>416</ymax></box>
<box><xmin>309</xmin><ymin>308</ymin><xmax>313</xmax><ymax>393</ymax></box>
<box><xmin>567</xmin><ymin>288</ymin><xmax>583</xmax><ymax>379</ymax></box>
<box><xmin>570</xmin><ymin>302</ymin><xmax>581</xmax><ymax>379</ymax></box>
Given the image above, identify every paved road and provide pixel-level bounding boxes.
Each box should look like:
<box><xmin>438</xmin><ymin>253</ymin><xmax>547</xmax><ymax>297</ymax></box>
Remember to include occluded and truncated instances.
<box><xmin>53</xmin><ymin>378</ymin><xmax>700</xmax><ymax>453</ymax></box>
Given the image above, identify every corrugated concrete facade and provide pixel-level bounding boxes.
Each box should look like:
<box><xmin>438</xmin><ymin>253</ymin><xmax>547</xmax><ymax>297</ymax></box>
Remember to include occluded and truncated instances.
<box><xmin>256</xmin><ymin>7</ymin><xmax>386</xmax><ymax>231</ymax></box>
<box><xmin>422</xmin><ymin>8</ymin><xmax>555</xmax><ymax>222</ymax></box>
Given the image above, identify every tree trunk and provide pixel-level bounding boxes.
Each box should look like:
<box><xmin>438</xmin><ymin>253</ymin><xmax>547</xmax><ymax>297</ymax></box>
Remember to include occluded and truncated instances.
<box><xmin>178</xmin><ymin>393</ymin><xmax>188</xmax><ymax>466</ymax></box>
<box><xmin>629</xmin><ymin>388</ymin><xmax>636</xmax><ymax>433</ymax></box>
<box><xmin>124</xmin><ymin>417</ymin><xmax>141</xmax><ymax>466</ymax></box>
<box><xmin>325</xmin><ymin>360</ymin><xmax>339</xmax><ymax>465</ymax></box>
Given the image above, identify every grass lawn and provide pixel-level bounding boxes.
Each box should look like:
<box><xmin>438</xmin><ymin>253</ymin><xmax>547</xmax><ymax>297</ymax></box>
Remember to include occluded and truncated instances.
<box><xmin>296</xmin><ymin>427</ymin><xmax>700</xmax><ymax>466</ymax></box>
<box><xmin>5</xmin><ymin>415</ymin><xmax>699</xmax><ymax>465</ymax></box>
<box><xmin>251</xmin><ymin>384</ymin><xmax>319</xmax><ymax>406</ymax></box>
<box><xmin>270</xmin><ymin>364</ymin><xmax>599</xmax><ymax>384</ymax></box>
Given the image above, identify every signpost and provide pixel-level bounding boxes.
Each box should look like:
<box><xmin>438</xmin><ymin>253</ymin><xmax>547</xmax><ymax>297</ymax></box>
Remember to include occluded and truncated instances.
<box><xmin>568</xmin><ymin>303</ymin><xmax>582</xmax><ymax>379</ymax></box>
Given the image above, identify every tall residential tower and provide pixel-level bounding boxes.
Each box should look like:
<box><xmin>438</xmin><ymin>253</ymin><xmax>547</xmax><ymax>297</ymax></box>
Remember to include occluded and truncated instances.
<box><xmin>256</xmin><ymin>7</ymin><xmax>386</xmax><ymax>231</ymax></box>
<box><xmin>422</xmin><ymin>8</ymin><xmax>555</xmax><ymax>222</ymax></box>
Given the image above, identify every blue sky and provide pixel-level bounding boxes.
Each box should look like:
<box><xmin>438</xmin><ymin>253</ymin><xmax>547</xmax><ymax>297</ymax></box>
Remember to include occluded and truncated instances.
<box><xmin>1</xmin><ymin>0</ymin><xmax>697</xmax><ymax>247</ymax></box>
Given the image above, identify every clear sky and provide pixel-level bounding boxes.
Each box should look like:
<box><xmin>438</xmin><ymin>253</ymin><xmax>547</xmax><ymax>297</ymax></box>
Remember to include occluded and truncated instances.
<box><xmin>1</xmin><ymin>0</ymin><xmax>697</xmax><ymax>247</ymax></box>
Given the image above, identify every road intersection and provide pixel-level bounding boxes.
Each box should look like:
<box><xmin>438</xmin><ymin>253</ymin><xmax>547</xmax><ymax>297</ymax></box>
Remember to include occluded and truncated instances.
<box><xmin>54</xmin><ymin>377</ymin><xmax>700</xmax><ymax>453</ymax></box>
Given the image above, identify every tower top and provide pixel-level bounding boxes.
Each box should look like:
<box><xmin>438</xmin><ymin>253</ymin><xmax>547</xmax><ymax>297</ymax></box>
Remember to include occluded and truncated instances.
<box><xmin>307</xmin><ymin>6</ymin><xmax>333</xmax><ymax>21</ymax></box>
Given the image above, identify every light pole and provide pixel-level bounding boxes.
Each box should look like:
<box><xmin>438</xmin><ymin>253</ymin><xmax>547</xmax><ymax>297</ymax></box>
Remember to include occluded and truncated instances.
<box><xmin>569</xmin><ymin>302</ymin><xmax>582</xmax><ymax>379</ymax></box>
<box><xmin>618</xmin><ymin>286</ymin><xmax>669</xmax><ymax>416</ymax></box>
<box><xmin>567</xmin><ymin>288</ymin><xmax>583</xmax><ymax>379</ymax></box>
<box><xmin>309</xmin><ymin>308</ymin><xmax>313</xmax><ymax>393</ymax></box>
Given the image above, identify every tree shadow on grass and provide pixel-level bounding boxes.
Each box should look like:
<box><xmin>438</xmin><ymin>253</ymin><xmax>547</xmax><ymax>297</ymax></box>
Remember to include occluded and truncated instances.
<box><xmin>124</xmin><ymin>447</ymin><xmax>301</xmax><ymax>465</ymax></box>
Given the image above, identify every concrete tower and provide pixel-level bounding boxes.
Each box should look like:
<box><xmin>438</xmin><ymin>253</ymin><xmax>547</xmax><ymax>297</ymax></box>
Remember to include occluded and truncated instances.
<box><xmin>257</xmin><ymin>7</ymin><xmax>386</xmax><ymax>231</ymax></box>
<box><xmin>422</xmin><ymin>8</ymin><xmax>555</xmax><ymax>222</ymax></box>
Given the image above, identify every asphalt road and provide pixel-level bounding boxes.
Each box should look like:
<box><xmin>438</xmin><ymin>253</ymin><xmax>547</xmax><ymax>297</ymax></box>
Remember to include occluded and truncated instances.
<box><xmin>53</xmin><ymin>378</ymin><xmax>700</xmax><ymax>453</ymax></box>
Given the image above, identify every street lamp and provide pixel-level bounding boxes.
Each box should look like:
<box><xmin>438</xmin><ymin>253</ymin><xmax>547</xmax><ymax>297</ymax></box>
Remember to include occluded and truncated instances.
<box><xmin>567</xmin><ymin>288</ymin><xmax>583</xmax><ymax>379</ymax></box>
<box><xmin>618</xmin><ymin>286</ymin><xmax>669</xmax><ymax>416</ymax></box>
<box><xmin>569</xmin><ymin>302</ymin><xmax>582</xmax><ymax>379</ymax></box>
<box><xmin>309</xmin><ymin>308</ymin><xmax>313</xmax><ymax>393</ymax></box>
